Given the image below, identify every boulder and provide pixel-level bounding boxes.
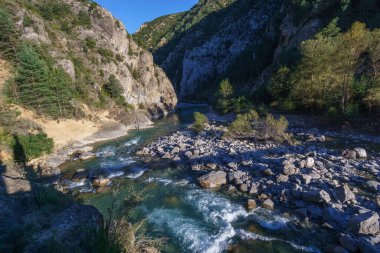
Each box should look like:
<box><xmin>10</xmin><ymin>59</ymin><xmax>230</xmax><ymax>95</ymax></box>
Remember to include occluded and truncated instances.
<box><xmin>227</xmin><ymin>162</ymin><xmax>238</xmax><ymax>169</ymax></box>
<box><xmin>239</xmin><ymin>184</ymin><xmax>248</xmax><ymax>192</ymax></box>
<box><xmin>350</xmin><ymin>211</ymin><xmax>379</xmax><ymax>235</ymax></box>
<box><xmin>198</xmin><ymin>171</ymin><xmax>227</xmax><ymax>188</ymax></box>
<box><xmin>302</xmin><ymin>190</ymin><xmax>331</xmax><ymax>203</ymax></box>
<box><xmin>262</xmin><ymin>199</ymin><xmax>274</xmax><ymax>209</ymax></box>
<box><xmin>171</xmin><ymin>147</ymin><xmax>180</xmax><ymax>154</ymax></box>
<box><xmin>334</xmin><ymin>184</ymin><xmax>355</xmax><ymax>203</ymax></box>
<box><xmin>306</xmin><ymin>157</ymin><xmax>315</xmax><ymax>168</ymax></box>
<box><xmin>92</xmin><ymin>177</ymin><xmax>110</xmax><ymax>188</ymax></box>
<box><xmin>276</xmin><ymin>174</ymin><xmax>289</xmax><ymax>183</ymax></box>
<box><xmin>184</xmin><ymin>151</ymin><xmax>193</xmax><ymax>158</ymax></box>
<box><xmin>262</xmin><ymin>168</ymin><xmax>274</xmax><ymax>176</ymax></box>
<box><xmin>283</xmin><ymin>164</ymin><xmax>298</xmax><ymax>176</ymax></box>
<box><xmin>247</xmin><ymin>199</ymin><xmax>257</xmax><ymax>210</ymax></box>
<box><xmin>366</xmin><ymin>180</ymin><xmax>380</xmax><ymax>192</ymax></box>
<box><xmin>354</xmin><ymin>148</ymin><xmax>367</xmax><ymax>159</ymax></box>
<box><xmin>342</xmin><ymin>150</ymin><xmax>357</xmax><ymax>159</ymax></box>
<box><xmin>206</xmin><ymin>163</ymin><xmax>217</xmax><ymax>170</ymax></box>
<box><xmin>301</xmin><ymin>174</ymin><xmax>312</xmax><ymax>184</ymax></box>
<box><xmin>249</xmin><ymin>184</ymin><xmax>259</xmax><ymax>194</ymax></box>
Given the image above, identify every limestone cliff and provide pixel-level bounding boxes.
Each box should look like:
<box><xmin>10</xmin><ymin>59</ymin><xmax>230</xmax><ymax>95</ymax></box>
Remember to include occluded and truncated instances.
<box><xmin>133</xmin><ymin>0</ymin><xmax>330</xmax><ymax>100</ymax></box>
<box><xmin>8</xmin><ymin>0</ymin><xmax>177</xmax><ymax>115</ymax></box>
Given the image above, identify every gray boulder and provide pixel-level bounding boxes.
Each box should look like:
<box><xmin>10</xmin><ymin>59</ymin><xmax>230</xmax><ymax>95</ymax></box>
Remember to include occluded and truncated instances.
<box><xmin>350</xmin><ymin>211</ymin><xmax>379</xmax><ymax>235</ymax></box>
<box><xmin>334</xmin><ymin>185</ymin><xmax>355</xmax><ymax>203</ymax></box>
<box><xmin>302</xmin><ymin>190</ymin><xmax>331</xmax><ymax>203</ymax></box>
<box><xmin>198</xmin><ymin>171</ymin><xmax>227</xmax><ymax>188</ymax></box>
<box><xmin>262</xmin><ymin>199</ymin><xmax>274</xmax><ymax>209</ymax></box>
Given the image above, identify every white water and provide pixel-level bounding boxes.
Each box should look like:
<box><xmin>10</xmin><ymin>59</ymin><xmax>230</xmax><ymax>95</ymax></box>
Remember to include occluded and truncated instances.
<box><xmin>145</xmin><ymin>184</ymin><xmax>315</xmax><ymax>253</ymax></box>
<box><xmin>237</xmin><ymin>229</ymin><xmax>321</xmax><ymax>253</ymax></box>
<box><xmin>125</xmin><ymin>167</ymin><xmax>148</xmax><ymax>179</ymax></box>
<box><xmin>123</xmin><ymin>137</ymin><xmax>141</xmax><ymax>147</ymax></box>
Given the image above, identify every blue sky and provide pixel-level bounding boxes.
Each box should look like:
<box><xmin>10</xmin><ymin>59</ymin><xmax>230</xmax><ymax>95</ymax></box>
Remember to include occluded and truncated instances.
<box><xmin>95</xmin><ymin>0</ymin><xmax>198</xmax><ymax>33</ymax></box>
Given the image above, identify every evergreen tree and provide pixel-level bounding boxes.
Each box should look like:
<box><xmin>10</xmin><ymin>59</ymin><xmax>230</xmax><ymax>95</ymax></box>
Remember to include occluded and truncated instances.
<box><xmin>0</xmin><ymin>7</ymin><xmax>17</xmax><ymax>58</ymax></box>
<box><xmin>15</xmin><ymin>44</ymin><xmax>74</xmax><ymax>118</ymax></box>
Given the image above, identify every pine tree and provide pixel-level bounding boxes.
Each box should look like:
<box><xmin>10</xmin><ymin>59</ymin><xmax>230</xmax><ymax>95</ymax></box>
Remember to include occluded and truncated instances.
<box><xmin>15</xmin><ymin>44</ymin><xmax>74</xmax><ymax>118</ymax></box>
<box><xmin>0</xmin><ymin>7</ymin><xmax>17</xmax><ymax>58</ymax></box>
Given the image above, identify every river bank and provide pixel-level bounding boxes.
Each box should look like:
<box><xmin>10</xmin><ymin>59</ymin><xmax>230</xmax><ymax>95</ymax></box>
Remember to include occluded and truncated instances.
<box><xmin>136</xmin><ymin>119</ymin><xmax>380</xmax><ymax>253</ymax></box>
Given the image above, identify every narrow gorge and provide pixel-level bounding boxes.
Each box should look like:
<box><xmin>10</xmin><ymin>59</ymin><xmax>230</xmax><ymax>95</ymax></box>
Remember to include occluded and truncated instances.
<box><xmin>0</xmin><ymin>0</ymin><xmax>380</xmax><ymax>253</ymax></box>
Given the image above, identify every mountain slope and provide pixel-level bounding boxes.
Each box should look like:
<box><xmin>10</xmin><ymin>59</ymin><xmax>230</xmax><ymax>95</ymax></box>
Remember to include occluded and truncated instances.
<box><xmin>134</xmin><ymin>0</ymin><xmax>235</xmax><ymax>53</ymax></box>
<box><xmin>134</xmin><ymin>0</ymin><xmax>380</xmax><ymax>102</ymax></box>
<box><xmin>1</xmin><ymin>0</ymin><xmax>177</xmax><ymax>117</ymax></box>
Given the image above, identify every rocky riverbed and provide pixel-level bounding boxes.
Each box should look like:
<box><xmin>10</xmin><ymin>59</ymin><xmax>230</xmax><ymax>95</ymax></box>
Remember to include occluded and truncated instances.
<box><xmin>137</xmin><ymin>123</ymin><xmax>380</xmax><ymax>253</ymax></box>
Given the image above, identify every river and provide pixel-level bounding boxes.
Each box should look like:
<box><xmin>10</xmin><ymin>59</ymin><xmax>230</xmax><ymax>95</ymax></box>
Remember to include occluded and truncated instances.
<box><xmin>60</xmin><ymin>105</ymin><xmax>328</xmax><ymax>253</ymax></box>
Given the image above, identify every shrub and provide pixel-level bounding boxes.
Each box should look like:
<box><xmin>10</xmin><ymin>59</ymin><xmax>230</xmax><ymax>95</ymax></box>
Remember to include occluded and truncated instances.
<box><xmin>85</xmin><ymin>37</ymin><xmax>96</xmax><ymax>49</ymax></box>
<box><xmin>98</xmin><ymin>48</ymin><xmax>115</xmax><ymax>63</ymax></box>
<box><xmin>192</xmin><ymin>112</ymin><xmax>208</xmax><ymax>132</ymax></box>
<box><xmin>14</xmin><ymin>133</ymin><xmax>54</xmax><ymax>162</ymax></box>
<box><xmin>104</xmin><ymin>75</ymin><xmax>124</xmax><ymax>98</ymax></box>
<box><xmin>77</xmin><ymin>10</ymin><xmax>91</xmax><ymax>27</ymax></box>
<box><xmin>226</xmin><ymin>110</ymin><xmax>259</xmax><ymax>137</ymax></box>
<box><xmin>225</xmin><ymin>111</ymin><xmax>290</xmax><ymax>142</ymax></box>
<box><xmin>38</xmin><ymin>1</ymin><xmax>72</xmax><ymax>21</ymax></box>
<box><xmin>0</xmin><ymin>7</ymin><xmax>17</xmax><ymax>59</ymax></box>
<box><xmin>216</xmin><ymin>79</ymin><xmax>234</xmax><ymax>98</ymax></box>
<box><xmin>263</xmin><ymin>114</ymin><xmax>289</xmax><ymax>142</ymax></box>
<box><xmin>22</xmin><ymin>16</ymin><xmax>34</xmax><ymax>27</ymax></box>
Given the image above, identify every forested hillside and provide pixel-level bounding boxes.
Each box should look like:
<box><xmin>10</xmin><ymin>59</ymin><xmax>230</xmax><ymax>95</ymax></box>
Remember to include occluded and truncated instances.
<box><xmin>134</xmin><ymin>0</ymin><xmax>380</xmax><ymax>118</ymax></box>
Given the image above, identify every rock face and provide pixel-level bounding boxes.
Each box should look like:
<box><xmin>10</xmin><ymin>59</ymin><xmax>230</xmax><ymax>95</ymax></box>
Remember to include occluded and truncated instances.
<box><xmin>14</xmin><ymin>0</ymin><xmax>177</xmax><ymax>115</ymax></box>
<box><xmin>198</xmin><ymin>171</ymin><xmax>227</xmax><ymax>188</ymax></box>
<box><xmin>135</xmin><ymin>0</ymin><xmax>322</xmax><ymax>100</ymax></box>
<box><xmin>24</xmin><ymin>205</ymin><xmax>103</xmax><ymax>252</ymax></box>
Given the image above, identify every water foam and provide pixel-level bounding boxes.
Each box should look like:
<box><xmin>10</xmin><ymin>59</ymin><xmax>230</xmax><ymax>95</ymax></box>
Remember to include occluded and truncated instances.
<box><xmin>237</xmin><ymin>229</ymin><xmax>321</xmax><ymax>253</ymax></box>
<box><xmin>145</xmin><ymin>177</ymin><xmax>173</xmax><ymax>185</ymax></box>
<box><xmin>107</xmin><ymin>171</ymin><xmax>125</xmax><ymax>179</ymax></box>
<box><xmin>124</xmin><ymin>137</ymin><xmax>141</xmax><ymax>147</ymax></box>
<box><xmin>95</xmin><ymin>146</ymin><xmax>116</xmax><ymax>157</ymax></box>
<box><xmin>65</xmin><ymin>179</ymin><xmax>87</xmax><ymax>189</ymax></box>
<box><xmin>248</xmin><ymin>208</ymin><xmax>289</xmax><ymax>229</ymax></box>
<box><xmin>99</xmin><ymin>156</ymin><xmax>134</xmax><ymax>170</ymax></box>
<box><xmin>148</xmin><ymin>208</ymin><xmax>233</xmax><ymax>253</ymax></box>
<box><xmin>125</xmin><ymin>167</ymin><xmax>148</xmax><ymax>179</ymax></box>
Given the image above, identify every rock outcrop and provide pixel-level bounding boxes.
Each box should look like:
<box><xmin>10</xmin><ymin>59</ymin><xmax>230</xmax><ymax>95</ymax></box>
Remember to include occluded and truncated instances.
<box><xmin>134</xmin><ymin>0</ymin><xmax>323</xmax><ymax>100</ymax></box>
<box><xmin>13</xmin><ymin>0</ymin><xmax>177</xmax><ymax>115</ymax></box>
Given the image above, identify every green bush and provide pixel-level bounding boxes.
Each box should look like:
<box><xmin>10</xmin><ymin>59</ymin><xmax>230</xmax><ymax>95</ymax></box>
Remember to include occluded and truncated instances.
<box><xmin>0</xmin><ymin>7</ymin><xmax>17</xmax><ymax>59</ymax></box>
<box><xmin>226</xmin><ymin>110</ymin><xmax>259</xmax><ymax>137</ymax></box>
<box><xmin>76</xmin><ymin>10</ymin><xmax>91</xmax><ymax>27</ymax></box>
<box><xmin>37</xmin><ymin>1</ymin><xmax>72</xmax><ymax>21</ymax></box>
<box><xmin>14</xmin><ymin>133</ymin><xmax>54</xmax><ymax>162</ymax></box>
<box><xmin>263</xmin><ymin>114</ymin><xmax>289</xmax><ymax>142</ymax></box>
<box><xmin>193</xmin><ymin>112</ymin><xmax>208</xmax><ymax>132</ymax></box>
<box><xmin>98</xmin><ymin>48</ymin><xmax>115</xmax><ymax>63</ymax></box>
<box><xmin>225</xmin><ymin>111</ymin><xmax>290</xmax><ymax>142</ymax></box>
<box><xmin>22</xmin><ymin>16</ymin><xmax>34</xmax><ymax>27</ymax></box>
<box><xmin>86</xmin><ymin>37</ymin><xmax>96</xmax><ymax>49</ymax></box>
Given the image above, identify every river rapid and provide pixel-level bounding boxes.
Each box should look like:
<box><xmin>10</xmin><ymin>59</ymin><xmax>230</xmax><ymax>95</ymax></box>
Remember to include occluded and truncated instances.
<box><xmin>60</xmin><ymin>106</ymin><xmax>328</xmax><ymax>253</ymax></box>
